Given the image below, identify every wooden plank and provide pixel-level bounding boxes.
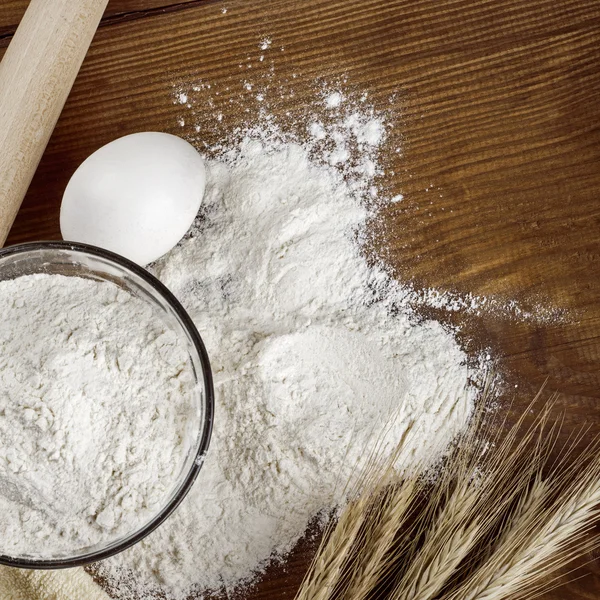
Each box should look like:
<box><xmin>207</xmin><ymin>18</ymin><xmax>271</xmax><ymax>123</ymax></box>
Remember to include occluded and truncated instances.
<box><xmin>0</xmin><ymin>0</ymin><xmax>206</xmax><ymax>36</ymax></box>
<box><xmin>2</xmin><ymin>0</ymin><xmax>600</xmax><ymax>597</ymax></box>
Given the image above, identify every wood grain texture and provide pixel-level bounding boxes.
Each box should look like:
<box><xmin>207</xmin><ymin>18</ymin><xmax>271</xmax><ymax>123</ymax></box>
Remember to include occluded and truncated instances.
<box><xmin>0</xmin><ymin>0</ymin><xmax>204</xmax><ymax>36</ymax></box>
<box><xmin>2</xmin><ymin>0</ymin><xmax>600</xmax><ymax>598</ymax></box>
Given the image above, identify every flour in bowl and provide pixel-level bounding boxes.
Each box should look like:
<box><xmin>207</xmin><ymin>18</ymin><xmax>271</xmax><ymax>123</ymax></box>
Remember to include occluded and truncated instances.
<box><xmin>0</xmin><ymin>273</ymin><xmax>196</xmax><ymax>558</ymax></box>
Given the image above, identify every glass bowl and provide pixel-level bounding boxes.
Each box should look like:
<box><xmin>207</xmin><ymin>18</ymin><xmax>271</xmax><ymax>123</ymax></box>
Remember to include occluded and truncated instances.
<box><xmin>0</xmin><ymin>241</ymin><xmax>214</xmax><ymax>569</ymax></box>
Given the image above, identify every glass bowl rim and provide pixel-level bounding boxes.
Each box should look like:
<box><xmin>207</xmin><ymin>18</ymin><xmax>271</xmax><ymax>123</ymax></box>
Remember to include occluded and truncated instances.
<box><xmin>0</xmin><ymin>240</ymin><xmax>214</xmax><ymax>569</ymax></box>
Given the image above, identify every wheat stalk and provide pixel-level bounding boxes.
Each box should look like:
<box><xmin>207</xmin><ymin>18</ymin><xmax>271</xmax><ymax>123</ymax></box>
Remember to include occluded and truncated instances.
<box><xmin>389</xmin><ymin>393</ymin><xmax>558</xmax><ymax>600</ymax></box>
<box><xmin>451</xmin><ymin>460</ymin><xmax>600</xmax><ymax>600</ymax></box>
<box><xmin>341</xmin><ymin>479</ymin><xmax>418</xmax><ymax>600</ymax></box>
<box><xmin>390</xmin><ymin>457</ymin><xmax>482</xmax><ymax>600</ymax></box>
<box><xmin>296</xmin><ymin>434</ymin><xmax>417</xmax><ymax>600</ymax></box>
<box><xmin>294</xmin><ymin>386</ymin><xmax>600</xmax><ymax>600</ymax></box>
<box><xmin>393</xmin><ymin>522</ymin><xmax>481</xmax><ymax>600</ymax></box>
<box><xmin>295</xmin><ymin>493</ymin><xmax>371</xmax><ymax>600</ymax></box>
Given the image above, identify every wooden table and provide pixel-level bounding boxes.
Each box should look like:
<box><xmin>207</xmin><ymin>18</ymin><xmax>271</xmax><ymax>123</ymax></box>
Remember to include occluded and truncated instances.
<box><xmin>1</xmin><ymin>0</ymin><xmax>599</xmax><ymax>598</ymax></box>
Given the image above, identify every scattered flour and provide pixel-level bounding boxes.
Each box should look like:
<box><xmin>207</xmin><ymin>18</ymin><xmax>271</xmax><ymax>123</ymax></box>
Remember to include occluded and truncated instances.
<box><xmin>100</xmin><ymin>108</ymin><xmax>476</xmax><ymax>597</ymax></box>
<box><xmin>171</xmin><ymin>78</ymin><xmax>566</xmax><ymax>325</ymax></box>
<box><xmin>325</xmin><ymin>91</ymin><xmax>343</xmax><ymax>108</ymax></box>
<box><xmin>0</xmin><ymin>274</ymin><xmax>195</xmax><ymax>558</ymax></box>
<box><xmin>259</xmin><ymin>37</ymin><xmax>272</xmax><ymax>51</ymax></box>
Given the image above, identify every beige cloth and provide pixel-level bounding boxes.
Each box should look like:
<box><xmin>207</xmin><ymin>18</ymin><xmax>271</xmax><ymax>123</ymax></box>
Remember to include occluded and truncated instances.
<box><xmin>0</xmin><ymin>567</ymin><xmax>109</xmax><ymax>600</ymax></box>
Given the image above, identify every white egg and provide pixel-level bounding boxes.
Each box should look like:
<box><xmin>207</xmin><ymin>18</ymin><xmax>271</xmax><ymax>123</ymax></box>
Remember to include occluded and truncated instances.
<box><xmin>60</xmin><ymin>132</ymin><xmax>205</xmax><ymax>266</ymax></box>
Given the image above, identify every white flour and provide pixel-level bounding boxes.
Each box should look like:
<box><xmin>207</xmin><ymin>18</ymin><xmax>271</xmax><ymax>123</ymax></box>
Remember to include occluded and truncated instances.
<box><xmin>0</xmin><ymin>274</ymin><xmax>194</xmax><ymax>558</ymax></box>
<box><xmin>102</xmin><ymin>114</ymin><xmax>476</xmax><ymax>597</ymax></box>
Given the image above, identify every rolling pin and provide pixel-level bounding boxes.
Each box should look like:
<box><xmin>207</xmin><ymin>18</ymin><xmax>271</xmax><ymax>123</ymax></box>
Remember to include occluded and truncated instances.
<box><xmin>0</xmin><ymin>0</ymin><xmax>109</xmax><ymax>246</ymax></box>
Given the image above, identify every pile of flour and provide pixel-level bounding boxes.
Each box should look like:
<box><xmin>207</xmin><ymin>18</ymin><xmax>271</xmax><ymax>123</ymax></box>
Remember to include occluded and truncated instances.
<box><xmin>0</xmin><ymin>274</ymin><xmax>195</xmax><ymax>558</ymax></box>
<box><xmin>101</xmin><ymin>112</ymin><xmax>476</xmax><ymax>597</ymax></box>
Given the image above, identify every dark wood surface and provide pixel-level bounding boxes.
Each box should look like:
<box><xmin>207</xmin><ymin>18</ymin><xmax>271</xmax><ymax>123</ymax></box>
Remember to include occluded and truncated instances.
<box><xmin>0</xmin><ymin>1</ymin><xmax>206</xmax><ymax>36</ymax></box>
<box><xmin>1</xmin><ymin>0</ymin><xmax>600</xmax><ymax>598</ymax></box>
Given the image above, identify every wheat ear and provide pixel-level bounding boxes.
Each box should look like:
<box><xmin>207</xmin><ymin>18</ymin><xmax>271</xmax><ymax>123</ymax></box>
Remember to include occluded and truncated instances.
<box><xmin>449</xmin><ymin>444</ymin><xmax>600</xmax><ymax>600</ymax></box>
<box><xmin>296</xmin><ymin>429</ymin><xmax>411</xmax><ymax>600</ymax></box>
<box><xmin>295</xmin><ymin>492</ymin><xmax>371</xmax><ymax>600</ymax></box>
<box><xmin>389</xmin><ymin>392</ymin><xmax>555</xmax><ymax>600</ymax></box>
<box><xmin>295</xmin><ymin>383</ymin><xmax>600</xmax><ymax>600</ymax></box>
<box><xmin>341</xmin><ymin>477</ymin><xmax>418</xmax><ymax>600</ymax></box>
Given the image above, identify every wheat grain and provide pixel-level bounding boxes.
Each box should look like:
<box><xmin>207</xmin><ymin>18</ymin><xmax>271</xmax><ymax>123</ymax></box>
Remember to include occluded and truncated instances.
<box><xmin>395</xmin><ymin>523</ymin><xmax>481</xmax><ymax>600</ymax></box>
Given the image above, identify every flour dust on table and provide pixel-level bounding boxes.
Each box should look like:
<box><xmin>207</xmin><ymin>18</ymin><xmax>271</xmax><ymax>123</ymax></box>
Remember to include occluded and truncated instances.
<box><xmin>99</xmin><ymin>87</ymin><xmax>478</xmax><ymax>599</ymax></box>
<box><xmin>0</xmin><ymin>274</ymin><xmax>195</xmax><ymax>558</ymax></box>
